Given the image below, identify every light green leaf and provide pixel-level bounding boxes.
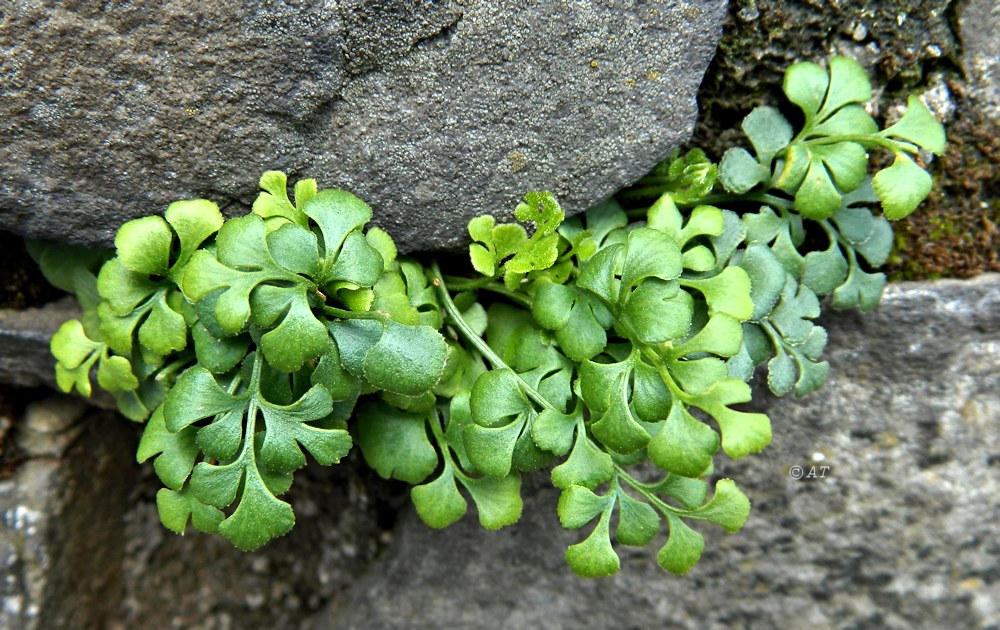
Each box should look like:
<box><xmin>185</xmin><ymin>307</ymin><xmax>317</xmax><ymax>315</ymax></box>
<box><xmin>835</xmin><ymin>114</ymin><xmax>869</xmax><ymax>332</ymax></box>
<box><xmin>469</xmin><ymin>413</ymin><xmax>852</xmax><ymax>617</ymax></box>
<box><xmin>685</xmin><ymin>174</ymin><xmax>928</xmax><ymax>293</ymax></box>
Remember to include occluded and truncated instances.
<box><xmin>565</xmin><ymin>510</ymin><xmax>620</xmax><ymax>578</ymax></box>
<box><xmin>681</xmin><ymin>266</ymin><xmax>753</xmax><ymax>321</ymax></box>
<box><xmin>558</xmin><ymin>485</ymin><xmax>613</xmax><ymax>529</ymax></box>
<box><xmin>783</xmin><ymin>61</ymin><xmax>829</xmax><ymax>120</ymax></box>
<box><xmin>881</xmin><ymin>94</ymin><xmax>946</xmax><ymax>154</ymax></box>
<box><xmin>115</xmin><ymin>216</ymin><xmax>172</xmax><ymax>276</ymax></box>
<box><xmin>817</xmin><ymin>56</ymin><xmax>871</xmax><ymax>120</ymax></box>
<box><xmin>551</xmin><ymin>429</ymin><xmax>615</xmax><ymax>490</ymax></box>
<box><xmin>164</xmin><ymin>199</ymin><xmax>224</xmax><ymax>271</ymax></box>
<box><xmin>658</xmin><ymin>514</ymin><xmax>705</xmax><ymax>575</ymax></box>
<box><xmin>872</xmin><ymin>153</ymin><xmax>934</xmax><ymax>220</ymax></box>
<box><xmin>459</xmin><ymin>473</ymin><xmax>523</xmax><ymax>530</ymax></box>
<box><xmin>356</xmin><ymin>403</ymin><xmax>438</xmax><ymax>484</ymax></box>
<box><xmin>687</xmin><ymin>478</ymin><xmax>751</xmax><ymax>532</ymax></box>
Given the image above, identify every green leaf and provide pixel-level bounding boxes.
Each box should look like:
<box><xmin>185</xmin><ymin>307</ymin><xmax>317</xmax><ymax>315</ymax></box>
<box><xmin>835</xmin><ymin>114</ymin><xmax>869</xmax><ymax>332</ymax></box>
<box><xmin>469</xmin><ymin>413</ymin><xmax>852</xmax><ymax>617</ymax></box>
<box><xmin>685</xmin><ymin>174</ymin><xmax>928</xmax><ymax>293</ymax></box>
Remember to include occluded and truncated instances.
<box><xmin>619</xmin><ymin>228</ymin><xmax>683</xmax><ymax>294</ymax></box>
<box><xmin>115</xmin><ymin>216</ymin><xmax>172</xmax><ymax>277</ymax></box>
<box><xmin>681</xmin><ymin>266</ymin><xmax>753</xmax><ymax>321</ymax></box>
<box><xmin>719</xmin><ymin>147</ymin><xmax>764</xmax><ymax>194</ymax></box>
<box><xmin>622</xmin><ymin>279</ymin><xmax>692</xmax><ymax>344</ymax></box>
<box><xmin>532</xmin><ymin>282</ymin><xmax>610</xmax><ymax>361</ymax></box>
<box><xmin>690</xmin><ymin>379</ymin><xmax>771</xmax><ymax>459</ymax></box>
<box><xmin>164</xmin><ymin>199</ymin><xmax>225</xmax><ymax>271</ymax></box>
<box><xmin>742</xmin><ymin>106</ymin><xmax>793</xmax><ymax>163</ymax></box>
<box><xmin>205</xmin><ymin>460</ymin><xmax>296</xmax><ymax>551</ymax></box>
<box><xmin>812</xmin><ymin>105</ymin><xmax>877</xmax><ymax>137</ymax></box>
<box><xmin>137</xmin><ymin>406</ymin><xmax>200</xmax><ymax>490</ymax></box>
<box><xmin>794</xmin><ymin>159</ymin><xmax>842</xmax><ymax>220</ymax></box>
<box><xmin>558</xmin><ymin>485</ymin><xmax>613</xmax><ymax>529</ymax></box>
<box><xmin>564</xmin><ymin>509</ymin><xmax>619</xmax><ymax>578</ymax></box>
<box><xmin>138</xmin><ymin>292</ymin><xmax>188</xmax><ymax>355</ymax></box>
<box><xmin>589</xmin><ymin>373</ymin><xmax>651</xmax><ymax>454</ymax></box>
<box><xmin>817</xmin><ymin>56</ymin><xmax>871</xmax><ymax>120</ymax></box>
<box><xmin>800</xmin><ymin>244</ymin><xmax>848</xmax><ymax>296</ymax></box>
<box><xmin>881</xmin><ymin>95</ymin><xmax>946</xmax><ymax>154</ymax></box>
<box><xmin>191</xmin><ymin>322</ymin><xmax>249</xmax><ymax>374</ymax></box>
<box><xmin>257</xmin><ymin>288</ymin><xmax>329</xmax><ymax>373</ymax></box>
<box><xmin>356</xmin><ymin>403</ymin><xmax>438</xmax><ymax>483</ymax></box>
<box><xmin>832</xmin><ymin>266</ymin><xmax>886</xmax><ymax>312</ymax></box>
<box><xmin>658</xmin><ymin>514</ymin><xmax>705</xmax><ymax>575</ymax></box>
<box><xmin>51</xmin><ymin>319</ymin><xmax>103</xmax><ymax>396</ymax></box>
<box><xmin>531</xmin><ymin>408</ymin><xmax>579</xmax><ymax>456</ymax></box>
<box><xmin>459</xmin><ymin>473</ymin><xmax>523</xmax><ymax>530</ymax></box>
<box><xmin>647</xmin><ymin>403</ymin><xmax>718</xmax><ymax>478</ymax></box>
<box><xmin>505</xmin><ymin>191</ymin><xmax>564</xmax><ymax>274</ymax></box>
<box><xmin>813</xmin><ymin>142</ymin><xmax>868</xmax><ymax>193</ymax></box>
<box><xmin>258</xmin><ymin>385</ymin><xmax>352</xmax><ymax>472</ymax></box>
<box><xmin>253</xmin><ymin>171</ymin><xmax>308</xmax><ymax>226</ymax></box>
<box><xmin>551</xmin><ymin>428</ymin><xmax>615</xmax><ymax>490</ymax></box>
<box><xmin>783</xmin><ymin>61</ymin><xmax>829</xmax><ymax>120</ymax></box>
<box><xmin>766</xmin><ymin>350</ymin><xmax>796</xmax><ymax>396</ymax></box>
<box><xmin>412</xmin><ymin>463</ymin><xmax>468</xmax><ymax>528</ymax></box>
<box><xmin>872</xmin><ymin>153</ymin><xmax>934</xmax><ymax>220</ymax></box>
<box><xmin>739</xmin><ymin>244</ymin><xmax>786</xmax><ymax>320</ymax></box>
<box><xmin>363</xmin><ymin>321</ymin><xmax>448</xmax><ymax>396</ymax></box>
<box><xmin>687</xmin><ymin>478</ymin><xmax>751</xmax><ymax>532</ymax></box>
<box><xmin>615</xmin><ymin>489</ymin><xmax>659</xmax><ymax>547</ymax></box>
<box><xmin>156</xmin><ymin>487</ymin><xmax>224</xmax><ymax>535</ymax></box>
<box><xmin>96</xmin><ymin>353</ymin><xmax>139</xmax><ymax>392</ymax></box>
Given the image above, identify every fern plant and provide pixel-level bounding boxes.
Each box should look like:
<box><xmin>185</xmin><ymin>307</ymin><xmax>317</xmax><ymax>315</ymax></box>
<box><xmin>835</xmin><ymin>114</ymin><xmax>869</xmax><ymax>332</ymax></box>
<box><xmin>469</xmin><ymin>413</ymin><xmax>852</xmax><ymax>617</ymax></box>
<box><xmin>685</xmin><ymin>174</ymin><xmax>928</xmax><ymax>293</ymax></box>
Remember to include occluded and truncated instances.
<box><xmin>38</xmin><ymin>57</ymin><xmax>943</xmax><ymax>577</ymax></box>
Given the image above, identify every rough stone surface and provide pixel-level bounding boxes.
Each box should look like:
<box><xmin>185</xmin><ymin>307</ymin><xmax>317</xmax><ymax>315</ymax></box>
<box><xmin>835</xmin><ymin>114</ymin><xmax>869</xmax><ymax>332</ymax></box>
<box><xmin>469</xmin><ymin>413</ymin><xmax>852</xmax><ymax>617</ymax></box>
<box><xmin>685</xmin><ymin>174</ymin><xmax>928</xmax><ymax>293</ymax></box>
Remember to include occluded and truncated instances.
<box><xmin>958</xmin><ymin>0</ymin><xmax>1000</xmax><ymax>123</ymax></box>
<box><xmin>116</xmin><ymin>459</ymin><xmax>397</xmax><ymax>630</ymax></box>
<box><xmin>0</xmin><ymin>299</ymin><xmax>78</xmax><ymax>390</ymax></box>
<box><xmin>310</xmin><ymin>274</ymin><xmax>1000</xmax><ymax>629</ymax></box>
<box><xmin>0</xmin><ymin>1</ymin><xmax>726</xmax><ymax>252</ymax></box>
<box><xmin>0</xmin><ymin>404</ymin><xmax>132</xmax><ymax>630</ymax></box>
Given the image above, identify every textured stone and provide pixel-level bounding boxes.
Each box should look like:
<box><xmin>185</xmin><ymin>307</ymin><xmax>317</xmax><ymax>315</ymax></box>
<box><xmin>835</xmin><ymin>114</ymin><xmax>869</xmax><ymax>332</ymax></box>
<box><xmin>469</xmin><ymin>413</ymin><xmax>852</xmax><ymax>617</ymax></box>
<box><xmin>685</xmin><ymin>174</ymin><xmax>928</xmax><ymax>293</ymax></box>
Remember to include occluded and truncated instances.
<box><xmin>0</xmin><ymin>299</ymin><xmax>78</xmax><ymax>390</ymax></box>
<box><xmin>118</xmin><ymin>462</ymin><xmax>397</xmax><ymax>629</ymax></box>
<box><xmin>0</xmin><ymin>1</ymin><xmax>726</xmax><ymax>252</ymax></box>
<box><xmin>958</xmin><ymin>0</ymin><xmax>1000</xmax><ymax>123</ymax></box>
<box><xmin>0</xmin><ymin>406</ymin><xmax>132</xmax><ymax>630</ymax></box>
<box><xmin>311</xmin><ymin>274</ymin><xmax>1000</xmax><ymax>630</ymax></box>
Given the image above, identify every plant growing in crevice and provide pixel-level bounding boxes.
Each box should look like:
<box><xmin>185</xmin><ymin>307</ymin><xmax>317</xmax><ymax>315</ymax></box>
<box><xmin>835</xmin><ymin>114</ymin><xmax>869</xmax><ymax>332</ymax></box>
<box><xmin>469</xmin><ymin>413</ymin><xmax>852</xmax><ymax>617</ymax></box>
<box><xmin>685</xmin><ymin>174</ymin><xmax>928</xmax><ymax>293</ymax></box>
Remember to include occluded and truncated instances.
<box><xmin>36</xmin><ymin>56</ymin><xmax>943</xmax><ymax>576</ymax></box>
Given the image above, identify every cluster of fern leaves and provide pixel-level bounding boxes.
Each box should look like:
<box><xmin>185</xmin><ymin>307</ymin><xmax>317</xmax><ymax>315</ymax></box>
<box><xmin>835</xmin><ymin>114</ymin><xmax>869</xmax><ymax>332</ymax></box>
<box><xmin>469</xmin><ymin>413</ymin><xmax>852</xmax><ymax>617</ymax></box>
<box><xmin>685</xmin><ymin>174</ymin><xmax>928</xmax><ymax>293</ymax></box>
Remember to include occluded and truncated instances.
<box><xmin>37</xmin><ymin>57</ymin><xmax>943</xmax><ymax>576</ymax></box>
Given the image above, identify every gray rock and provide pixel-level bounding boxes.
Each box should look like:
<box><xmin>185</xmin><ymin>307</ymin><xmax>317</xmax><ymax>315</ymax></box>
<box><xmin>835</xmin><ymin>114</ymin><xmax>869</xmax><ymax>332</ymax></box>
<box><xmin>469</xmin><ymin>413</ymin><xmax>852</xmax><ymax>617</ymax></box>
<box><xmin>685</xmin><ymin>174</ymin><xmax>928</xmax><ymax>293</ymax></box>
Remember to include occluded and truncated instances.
<box><xmin>0</xmin><ymin>1</ymin><xmax>726</xmax><ymax>252</ymax></box>
<box><xmin>0</xmin><ymin>299</ymin><xmax>78</xmax><ymax>390</ymax></box>
<box><xmin>0</xmin><ymin>405</ymin><xmax>133</xmax><ymax>630</ymax></box>
<box><xmin>312</xmin><ymin>274</ymin><xmax>1000</xmax><ymax>630</ymax></box>
<box><xmin>958</xmin><ymin>0</ymin><xmax>1000</xmax><ymax>123</ymax></box>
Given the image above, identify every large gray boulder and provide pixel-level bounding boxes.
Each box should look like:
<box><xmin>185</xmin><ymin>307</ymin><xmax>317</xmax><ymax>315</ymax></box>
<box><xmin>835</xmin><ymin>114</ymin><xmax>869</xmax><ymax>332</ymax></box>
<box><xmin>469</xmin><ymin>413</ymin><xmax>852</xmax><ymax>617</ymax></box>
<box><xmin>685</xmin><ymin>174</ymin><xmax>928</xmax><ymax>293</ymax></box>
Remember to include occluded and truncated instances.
<box><xmin>0</xmin><ymin>1</ymin><xmax>726</xmax><ymax>252</ymax></box>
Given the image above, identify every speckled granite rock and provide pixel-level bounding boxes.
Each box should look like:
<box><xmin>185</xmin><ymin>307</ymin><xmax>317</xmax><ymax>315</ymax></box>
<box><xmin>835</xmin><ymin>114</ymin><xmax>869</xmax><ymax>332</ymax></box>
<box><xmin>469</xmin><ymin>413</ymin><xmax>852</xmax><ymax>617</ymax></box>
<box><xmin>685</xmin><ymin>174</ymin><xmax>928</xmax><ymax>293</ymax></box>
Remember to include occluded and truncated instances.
<box><xmin>0</xmin><ymin>0</ymin><xmax>726</xmax><ymax>252</ymax></box>
<box><xmin>310</xmin><ymin>274</ymin><xmax>1000</xmax><ymax>630</ymax></box>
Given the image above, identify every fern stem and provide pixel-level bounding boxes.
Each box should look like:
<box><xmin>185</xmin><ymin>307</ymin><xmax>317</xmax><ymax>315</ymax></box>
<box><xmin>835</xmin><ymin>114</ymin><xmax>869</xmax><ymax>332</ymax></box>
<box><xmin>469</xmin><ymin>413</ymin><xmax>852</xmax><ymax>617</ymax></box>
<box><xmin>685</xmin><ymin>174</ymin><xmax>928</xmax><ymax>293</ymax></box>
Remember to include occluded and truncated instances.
<box><xmin>430</xmin><ymin>261</ymin><xmax>557</xmax><ymax>412</ymax></box>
